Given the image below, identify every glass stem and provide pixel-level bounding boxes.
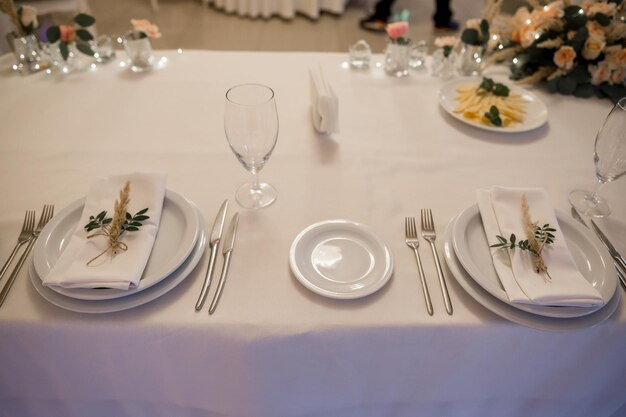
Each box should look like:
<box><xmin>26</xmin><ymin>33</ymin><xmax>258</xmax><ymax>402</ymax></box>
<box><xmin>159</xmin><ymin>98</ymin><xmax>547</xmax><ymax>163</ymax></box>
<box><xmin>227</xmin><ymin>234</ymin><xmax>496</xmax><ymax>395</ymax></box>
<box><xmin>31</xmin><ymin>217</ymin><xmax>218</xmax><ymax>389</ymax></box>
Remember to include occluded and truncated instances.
<box><xmin>251</xmin><ymin>171</ymin><xmax>260</xmax><ymax>192</ymax></box>
<box><xmin>590</xmin><ymin>180</ymin><xmax>606</xmax><ymax>204</ymax></box>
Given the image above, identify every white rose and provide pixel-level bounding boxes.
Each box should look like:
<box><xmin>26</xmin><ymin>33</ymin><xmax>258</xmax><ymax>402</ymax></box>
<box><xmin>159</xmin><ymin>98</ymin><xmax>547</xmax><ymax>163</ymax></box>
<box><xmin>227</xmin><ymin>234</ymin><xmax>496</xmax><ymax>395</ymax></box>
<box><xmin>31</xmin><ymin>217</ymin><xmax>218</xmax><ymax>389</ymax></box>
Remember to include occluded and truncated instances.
<box><xmin>20</xmin><ymin>6</ymin><xmax>38</xmax><ymax>29</ymax></box>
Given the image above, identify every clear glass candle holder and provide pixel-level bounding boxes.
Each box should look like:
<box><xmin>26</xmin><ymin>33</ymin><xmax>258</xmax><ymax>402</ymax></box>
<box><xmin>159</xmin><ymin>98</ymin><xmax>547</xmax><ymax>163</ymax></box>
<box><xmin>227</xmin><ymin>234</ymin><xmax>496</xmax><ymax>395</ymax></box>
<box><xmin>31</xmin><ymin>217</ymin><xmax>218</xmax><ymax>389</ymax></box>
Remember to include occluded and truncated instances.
<box><xmin>384</xmin><ymin>41</ymin><xmax>410</xmax><ymax>77</ymax></box>
<box><xmin>7</xmin><ymin>32</ymin><xmax>43</xmax><ymax>74</ymax></box>
<box><xmin>122</xmin><ymin>30</ymin><xmax>154</xmax><ymax>72</ymax></box>
<box><xmin>349</xmin><ymin>40</ymin><xmax>371</xmax><ymax>70</ymax></box>
<box><xmin>409</xmin><ymin>40</ymin><xmax>428</xmax><ymax>70</ymax></box>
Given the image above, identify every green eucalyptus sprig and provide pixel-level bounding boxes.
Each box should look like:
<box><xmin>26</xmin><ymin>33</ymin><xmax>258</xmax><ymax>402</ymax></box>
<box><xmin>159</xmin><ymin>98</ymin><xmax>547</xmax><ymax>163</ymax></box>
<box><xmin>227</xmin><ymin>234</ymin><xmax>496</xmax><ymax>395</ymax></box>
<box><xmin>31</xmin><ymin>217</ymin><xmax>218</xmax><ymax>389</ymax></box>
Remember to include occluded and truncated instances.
<box><xmin>84</xmin><ymin>208</ymin><xmax>149</xmax><ymax>235</ymax></box>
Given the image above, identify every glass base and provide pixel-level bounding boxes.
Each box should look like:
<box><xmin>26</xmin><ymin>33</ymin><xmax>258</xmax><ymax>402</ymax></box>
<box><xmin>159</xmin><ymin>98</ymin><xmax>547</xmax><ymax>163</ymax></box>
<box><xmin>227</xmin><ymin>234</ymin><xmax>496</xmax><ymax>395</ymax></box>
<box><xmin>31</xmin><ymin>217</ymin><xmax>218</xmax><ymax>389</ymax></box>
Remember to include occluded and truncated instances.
<box><xmin>236</xmin><ymin>182</ymin><xmax>277</xmax><ymax>209</ymax></box>
<box><xmin>568</xmin><ymin>189</ymin><xmax>611</xmax><ymax>218</ymax></box>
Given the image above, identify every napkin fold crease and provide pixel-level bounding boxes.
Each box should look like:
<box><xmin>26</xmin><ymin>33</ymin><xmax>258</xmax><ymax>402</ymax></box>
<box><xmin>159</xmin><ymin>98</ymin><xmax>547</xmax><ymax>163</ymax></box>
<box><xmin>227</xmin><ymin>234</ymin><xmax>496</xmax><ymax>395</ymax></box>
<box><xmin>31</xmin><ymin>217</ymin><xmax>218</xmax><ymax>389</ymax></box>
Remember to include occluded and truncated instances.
<box><xmin>476</xmin><ymin>186</ymin><xmax>604</xmax><ymax>307</ymax></box>
<box><xmin>43</xmin><ymin>172</ymin><xmax>167</xmax><ymax>290</ymax></box>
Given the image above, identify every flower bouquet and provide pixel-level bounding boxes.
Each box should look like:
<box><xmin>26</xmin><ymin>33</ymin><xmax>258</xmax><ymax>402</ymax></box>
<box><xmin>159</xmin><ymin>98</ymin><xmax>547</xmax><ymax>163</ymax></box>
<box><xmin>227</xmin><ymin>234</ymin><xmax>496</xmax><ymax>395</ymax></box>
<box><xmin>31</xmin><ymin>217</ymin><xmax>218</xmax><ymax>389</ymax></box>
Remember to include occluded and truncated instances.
<box><xmin>489</xmin><ymin>0</ymin><xmax>626</xmax><ymax>102</ymax></box>
<box><xmin>46</xmin><ymin>13</ymin><xmax>97</xmax><ymax>61</ymax></box>
<box><xmin>384</xmin><ymin>11</ymin><xmax>411</xmax><ymax>77</ymax></box>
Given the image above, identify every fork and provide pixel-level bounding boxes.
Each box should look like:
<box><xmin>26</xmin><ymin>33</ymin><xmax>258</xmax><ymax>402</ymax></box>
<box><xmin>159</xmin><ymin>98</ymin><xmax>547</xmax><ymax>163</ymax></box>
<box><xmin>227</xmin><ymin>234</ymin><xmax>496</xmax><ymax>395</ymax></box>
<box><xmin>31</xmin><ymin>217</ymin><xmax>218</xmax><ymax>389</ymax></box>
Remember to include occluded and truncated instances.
<box><xmin>0</xmin><ymin>211</ymin><xmax>36</xmax><ymax>283</ymax></box>
<box><xmin>0</xmin><ymin>205</ymin><xmax>54</xmax><ymax>307</ymax></box>
<box><xmin>421</xmin><ymin>209</ymin><xmax>453</xmax><ymax>315</ymax></box>
<box><xmin>405</xmin><ymin>217</ymin><xmax>433</xmax><ymax>316</ymax></box>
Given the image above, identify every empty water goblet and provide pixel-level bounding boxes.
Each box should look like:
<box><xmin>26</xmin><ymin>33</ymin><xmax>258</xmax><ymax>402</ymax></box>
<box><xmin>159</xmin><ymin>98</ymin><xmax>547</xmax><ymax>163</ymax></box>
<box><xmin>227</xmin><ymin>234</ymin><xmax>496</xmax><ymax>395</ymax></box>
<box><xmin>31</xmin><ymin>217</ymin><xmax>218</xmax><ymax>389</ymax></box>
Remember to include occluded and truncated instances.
<box><xmin>569</xmin><ymin>97</ymin><xmax>626</xmax><ymax>217</ymax></box>
<box><xmin>224</xmin><ymin>83</ymin><xmax>279</xmax><ymax>209</ymax></box>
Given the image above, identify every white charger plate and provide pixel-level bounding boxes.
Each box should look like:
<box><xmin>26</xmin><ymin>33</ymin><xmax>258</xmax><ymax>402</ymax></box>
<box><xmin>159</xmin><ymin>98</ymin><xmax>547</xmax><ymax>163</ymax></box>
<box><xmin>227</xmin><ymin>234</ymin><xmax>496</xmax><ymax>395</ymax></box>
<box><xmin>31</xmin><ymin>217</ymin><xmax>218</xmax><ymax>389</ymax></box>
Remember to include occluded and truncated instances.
<box><xmin>438</xmin><ymin>76</ymin><xmax>548</xmax><ymax>133</ymax></box>
<box><xmin>33</xmin><ymin>190</ymin><xmax>200</xmax><ymax>300</ymax></box>
<box><xmin>443</xmin><ymin>221</ymin><xmax>620</xmax><ymax>331</ymax></box>
<box><xmin>29</xmin><ymin>209</ymin><xmax>207</xmax><ymax>314</ymax></box>
<box><xmin>452</xmin><ymin>204</ymin><xmax>617</xmax><ymax>318</ymax></box>
<box><xmin>289</xmin><ymin>220</ymin><xmax>393</xmax><ymax>299</ymax></box>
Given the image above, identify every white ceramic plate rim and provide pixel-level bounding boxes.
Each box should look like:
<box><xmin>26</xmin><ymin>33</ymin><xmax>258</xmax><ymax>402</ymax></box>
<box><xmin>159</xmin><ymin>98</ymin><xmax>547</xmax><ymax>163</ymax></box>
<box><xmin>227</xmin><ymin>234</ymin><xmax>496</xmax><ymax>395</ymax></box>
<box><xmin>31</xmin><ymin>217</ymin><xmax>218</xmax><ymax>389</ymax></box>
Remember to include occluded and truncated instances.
<box><xmin>33</xmin><ymin>190</ymin><xmax>199</xmax><ymax>300</ymax></box>
<box><xmin>443</xmin><ymin>221</ymin><xmax>620</xmax><ymax>331</ymax></box>
<box><xmin>438</xmin><ymin>76</ymin><xmax>548</xmax><ymax>133</ymax></box>
<box><xmin>29</xmin><ymin>208</ymin><xmax>207</xmax><ymax>314</ymax></box>
<box><xmin>451</xmin><ymin>204</ymin><xmax>616</xmax><ymax>318</ymax></box>
<box><xmin>289</xmin><ymin>219</ymin><xmax>393</xmax><ymax>299</ymax></box>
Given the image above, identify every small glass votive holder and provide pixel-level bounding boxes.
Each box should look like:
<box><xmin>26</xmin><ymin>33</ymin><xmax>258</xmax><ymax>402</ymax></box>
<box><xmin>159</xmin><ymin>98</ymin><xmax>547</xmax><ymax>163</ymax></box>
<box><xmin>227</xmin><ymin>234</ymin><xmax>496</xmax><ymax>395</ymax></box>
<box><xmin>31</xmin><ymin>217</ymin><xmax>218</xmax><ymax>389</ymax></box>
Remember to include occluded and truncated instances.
<box><xmin>349</xmin><ymin>40</ymin><xmax>371</xmax><ymax>70</ymax></box>
<box><xmin>122</xmin><ymin>30</ymin><xmax>154</xmax><ymax>72</ymax></box>
<box><xmin>91</xmin><ymin>35</ymin><xmax>116</xmax><ymax>64</ymax></box>
<box><xmin>409</xmin><ymin>40</ymin><xmax>428</xmax><ymax>70</ymax></box>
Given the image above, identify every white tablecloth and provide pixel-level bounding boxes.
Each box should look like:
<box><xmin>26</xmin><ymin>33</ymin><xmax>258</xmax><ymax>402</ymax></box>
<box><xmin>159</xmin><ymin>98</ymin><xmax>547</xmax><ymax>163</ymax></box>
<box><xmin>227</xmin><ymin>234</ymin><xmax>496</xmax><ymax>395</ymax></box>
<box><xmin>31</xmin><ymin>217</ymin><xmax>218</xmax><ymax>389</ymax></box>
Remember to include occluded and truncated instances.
<box><xmin>0</xmin><ymin>50</ymin><xmax>625</xmax><ymax>417</ymax></box>
<box><xmin>203</xmin><ymin>0</ymin><xmax>347</xmax><ymax>19</ymax></box>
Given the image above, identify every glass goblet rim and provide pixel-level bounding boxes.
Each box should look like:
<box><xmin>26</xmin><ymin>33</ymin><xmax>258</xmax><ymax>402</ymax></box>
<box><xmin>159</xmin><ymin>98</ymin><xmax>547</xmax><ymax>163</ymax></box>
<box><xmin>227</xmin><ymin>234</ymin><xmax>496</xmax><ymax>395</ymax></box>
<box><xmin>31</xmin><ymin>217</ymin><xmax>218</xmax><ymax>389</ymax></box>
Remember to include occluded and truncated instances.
<box><xmin>225</xmin><ymin>83</ymin><xmax>275</xmax><ymax>107</ymax></box>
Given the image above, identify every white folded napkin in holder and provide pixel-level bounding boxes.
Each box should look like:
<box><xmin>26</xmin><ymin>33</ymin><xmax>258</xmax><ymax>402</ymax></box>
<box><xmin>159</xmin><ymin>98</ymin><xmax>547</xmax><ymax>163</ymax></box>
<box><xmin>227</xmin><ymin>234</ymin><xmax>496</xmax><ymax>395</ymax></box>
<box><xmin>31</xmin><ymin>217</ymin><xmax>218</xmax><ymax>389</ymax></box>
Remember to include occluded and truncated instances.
<box><xmin>43</xmin><ymin>172</ymin><xmax>167</xmax><ymax>290</ymax></box>
<box><xmin>309</xmin><ymin>65</ymin><xmax>339</xmax><ymax>135</ymax></box>
<box><xmin>476</xmin><ymin>186</ymin><xmax>604</xmax><ymax>307</ymax></box>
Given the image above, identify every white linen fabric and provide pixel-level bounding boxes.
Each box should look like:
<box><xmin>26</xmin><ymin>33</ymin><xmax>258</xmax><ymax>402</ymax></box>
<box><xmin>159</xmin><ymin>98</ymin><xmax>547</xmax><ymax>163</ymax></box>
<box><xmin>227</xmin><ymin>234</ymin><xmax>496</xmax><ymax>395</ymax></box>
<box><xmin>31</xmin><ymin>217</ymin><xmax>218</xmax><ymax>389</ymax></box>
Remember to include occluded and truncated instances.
<box><xmin>42</xmin><ymin>172</ymin><xmax>167</xmax><ymax>290</ymax></box>
<box><xmin>477</xmin><ymin>187</ymin><xmax>604</xmax><ymax>307</ymax></box>
<box><xmin>0</xmin><ymin>51</ymin><xmax>625</xmax><ymax>417</ymax></box>
<box><xmin>309</xmin><ymin>65</ymin><xmax>339</xmax><ymax>134</ymax></box>
<box><xmin>203</xmin><ymin>0</ymin><xmax>347</xmax><ymax>19</ymax></box>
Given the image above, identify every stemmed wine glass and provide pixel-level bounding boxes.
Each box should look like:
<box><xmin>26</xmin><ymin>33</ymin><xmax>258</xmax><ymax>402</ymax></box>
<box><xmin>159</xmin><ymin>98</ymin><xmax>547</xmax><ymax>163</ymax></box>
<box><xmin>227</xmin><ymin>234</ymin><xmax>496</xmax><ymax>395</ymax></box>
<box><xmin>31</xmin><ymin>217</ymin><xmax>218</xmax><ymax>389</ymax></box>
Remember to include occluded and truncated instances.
<box><xmin>569</xmin><ymin>97</ymin><xmax>626</xmax><ymax>218</ymax></box>
<box><xmin>224</xmin><ymin>84</ymin><xmax>279</xmax><ymax>209</ymax></box>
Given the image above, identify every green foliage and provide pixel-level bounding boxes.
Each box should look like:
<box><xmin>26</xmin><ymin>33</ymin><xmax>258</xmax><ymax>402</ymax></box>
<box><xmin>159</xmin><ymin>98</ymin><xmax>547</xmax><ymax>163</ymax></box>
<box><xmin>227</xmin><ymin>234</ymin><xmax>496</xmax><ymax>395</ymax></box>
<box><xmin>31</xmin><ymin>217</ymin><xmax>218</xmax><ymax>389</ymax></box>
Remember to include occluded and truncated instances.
<box><xmin>46</xmin><ymin>26</ymin><xmax>60</xmax><ymax>43</ymax></box>
<box><xmin>484</xmin><ymin>105</ymin><xmax>502</xmax><ymax>127</ymax></box>
<box><xmin>490</xmin><ymin>225</ymin><xmax>556</xmax><ymax>254</ymax></box>
<box><xmin>461</xmin><ymin>19</ymin><xmax>490</xmax><ymax>46</ymax></box>
<box><xmin>477</xmin><ymin>77</ymin><xmax>510</xmax><ymax>97</ymax></box>
<box><xmin>84</xmin><ymin>208</ymin><xmax>149</xmax><ymax>234</ymax></box>
<box><xmin>564</xmin><ymin>6</ymin><xmax>587</xmax><ymax>30</ymax></box>
<box><xmin>74</xmin><ymin>13</ymin><xmax>96</xmax><ymax>27</ymax></box>
<box><xmin>84</xmin><ymin>211</ymin><xmax>112</xmax><ymax>232</ymax></box>
<box><xmin>76</xmin><ymin>29</ymin><xmax>93</xmax><ymax>42</ymax></box>
<box><xmin>46</xmin><ymin>13</ymin><xmax>97</xmax><ymax>60</ymax></box>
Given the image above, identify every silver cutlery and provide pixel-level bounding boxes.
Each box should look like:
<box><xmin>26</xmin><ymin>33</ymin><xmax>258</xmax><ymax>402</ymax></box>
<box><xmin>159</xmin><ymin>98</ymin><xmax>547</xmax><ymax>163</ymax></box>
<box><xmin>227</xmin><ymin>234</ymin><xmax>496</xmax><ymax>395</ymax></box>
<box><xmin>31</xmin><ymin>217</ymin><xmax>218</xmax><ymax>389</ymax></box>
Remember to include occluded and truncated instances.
<box><xmin>421</xmin><ymin>209</ymin><xmax>453</xmax><ymax>315</ymax></box>
<box><xmin>571</xmin><ymin>207</ymin><xmax>626</xmax><ymax>291</ymax></box>
<box><xmin>0</xmin><ymin>211</ymin><xmax>35</xmax><ymax>283</ymax></box>
<box><xmin>195</xmin><ymin>200</ymin><xmax>228</xmax><ymax>311</ymax></box>
<box><xmin>589</xmin><ymin>219</ymin><xmax>626</xmax><ymax>273</ymax></box>
<box><xmin>405</xmin><ymin>217</ymin><xmax>433</xmax><ymax>316</ymax></box>
<box><xmin>0</xmin><ymin>205</ymin><xmax>54</xmax><ymax>307</ymax></box>
<box><xmin>209</xmin><ymin>212</ymin><xmax>239</xmax><ymax>315</ymax></box>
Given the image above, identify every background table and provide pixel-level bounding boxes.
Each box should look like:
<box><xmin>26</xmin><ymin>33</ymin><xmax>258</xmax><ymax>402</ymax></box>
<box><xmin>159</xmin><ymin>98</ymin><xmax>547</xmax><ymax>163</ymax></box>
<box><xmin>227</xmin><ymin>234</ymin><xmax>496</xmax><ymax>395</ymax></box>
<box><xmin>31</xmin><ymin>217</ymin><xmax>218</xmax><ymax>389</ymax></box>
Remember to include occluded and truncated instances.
<box><xmin>0</xmin><ymin>50</ymin><xmax>625</xmax><ymax>417</ymax></box>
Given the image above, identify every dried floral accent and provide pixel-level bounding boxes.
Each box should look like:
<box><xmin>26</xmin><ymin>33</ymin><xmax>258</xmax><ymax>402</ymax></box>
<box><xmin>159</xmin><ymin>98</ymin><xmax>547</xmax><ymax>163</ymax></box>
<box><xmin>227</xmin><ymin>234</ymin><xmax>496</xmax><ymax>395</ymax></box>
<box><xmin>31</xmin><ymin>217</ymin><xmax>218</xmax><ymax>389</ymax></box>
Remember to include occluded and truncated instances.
<box><xmin>84</xmin><ymin>181</ymin><xmax>150</xmax><ymax>266</ymax></box>
<box><xmin>490</xmin><ymin>194</ymin><xmax>557</xmax><ymax>280</ymax></box>
<box><xmin>0</xmin><ymin>0</ymin><xmax>21</xmax><ymax>35</ymax></box>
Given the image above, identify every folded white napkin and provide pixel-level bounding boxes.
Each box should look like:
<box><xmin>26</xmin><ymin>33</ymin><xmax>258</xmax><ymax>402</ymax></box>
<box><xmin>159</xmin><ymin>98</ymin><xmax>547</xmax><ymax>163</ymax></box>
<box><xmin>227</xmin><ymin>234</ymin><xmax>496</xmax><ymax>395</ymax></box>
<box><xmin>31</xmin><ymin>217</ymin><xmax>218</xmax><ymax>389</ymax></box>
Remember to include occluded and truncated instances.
<box><xmin>43</xmin><ymin>173</ymin><xmax>167</xmax><ymax>290</ymax></box>
<box><xmin>309</xmin><ymin>65</ymin><xmax>339</xmax><ymax>134</ymax></box>
<box><xmin>476</xmin><ymin>186</ymin><xmax>604</xmax><ymax>307</ymax></box>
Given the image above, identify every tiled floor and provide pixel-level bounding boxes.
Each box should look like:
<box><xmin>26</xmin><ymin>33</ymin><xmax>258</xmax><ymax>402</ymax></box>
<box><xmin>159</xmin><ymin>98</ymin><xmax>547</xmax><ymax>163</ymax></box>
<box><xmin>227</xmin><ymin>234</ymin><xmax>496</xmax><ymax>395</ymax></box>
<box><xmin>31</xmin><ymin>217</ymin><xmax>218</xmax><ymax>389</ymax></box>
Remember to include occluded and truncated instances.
<box><xmin>88</xmin><ymin>0</ymin><xmax>484</xmax><ymax>53</ymax></box>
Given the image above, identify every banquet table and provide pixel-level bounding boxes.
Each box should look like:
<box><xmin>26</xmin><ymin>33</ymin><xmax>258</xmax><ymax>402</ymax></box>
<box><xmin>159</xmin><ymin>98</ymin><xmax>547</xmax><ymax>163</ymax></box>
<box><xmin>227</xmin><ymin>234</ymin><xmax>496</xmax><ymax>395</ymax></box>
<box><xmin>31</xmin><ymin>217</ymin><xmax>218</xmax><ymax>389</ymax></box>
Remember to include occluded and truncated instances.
<box><xmin>201</xmin><ymin>0</ymin><xmax>347</xmax><ymax>19</ymax></box>
<box><xmin>0</xmin><ymin>50</ymin><xmax>625</xmax><ymax>417</ymax></box>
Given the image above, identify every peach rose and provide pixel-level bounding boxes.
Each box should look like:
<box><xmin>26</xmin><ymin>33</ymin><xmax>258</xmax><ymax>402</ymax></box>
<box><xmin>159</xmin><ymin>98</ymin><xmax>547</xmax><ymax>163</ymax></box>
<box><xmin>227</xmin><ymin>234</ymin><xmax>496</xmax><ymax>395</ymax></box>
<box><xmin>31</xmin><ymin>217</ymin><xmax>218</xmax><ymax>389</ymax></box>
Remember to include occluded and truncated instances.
<box><xmin>434</xmin><ymin>35</ymin><xmax>457</xmax><ymax>48</ymax></box>
<box><xmin>588</xmin><ymin>2</ymin><xmax>616</xmax><ymax>17</ymax></box>
<box><xmin>131</xmin><ymin>18</ymin><xmax>162</xmax><ymax>38</ymax></box>
<box><xmin>59</xmin><ymin>24</ymin><xmax>75</xmax><ymax>43</ymax></box>
<box><xmin>610</xmin><ymin>67</ymin><xmax>625</xmax><ymax>85</ymax></box>
<box><xmin>582</xmin><ymin>35</ymin><xmax>606</xmax><ymax>60</ymax></box>
<box><xmin>554</xmin><ymin>45</ymin><xmax>576</xmax><ymax>70</ymax></box>
<box><xmin>589</xmin><ymin>63</ymin><xmax>611</xmax><ymax>85</ymax></box>
<box><xmin>586</xmin><ymin>21</ymin><xmax>605</xmax><ymax>38</ymax></box>
<box><xmin>519</xmin><ymin>24</ymin><xmax>540</xmax><ymax>48</ymax></box>
<box><xmin>386</xmin><ymin>21</ymin><xmax>409</xmax><ymax>39</ymax></box>
<box><xmin>604</xmin><ymin>47</ymin><xmax>624</xmax><ymax>69</ymax></box>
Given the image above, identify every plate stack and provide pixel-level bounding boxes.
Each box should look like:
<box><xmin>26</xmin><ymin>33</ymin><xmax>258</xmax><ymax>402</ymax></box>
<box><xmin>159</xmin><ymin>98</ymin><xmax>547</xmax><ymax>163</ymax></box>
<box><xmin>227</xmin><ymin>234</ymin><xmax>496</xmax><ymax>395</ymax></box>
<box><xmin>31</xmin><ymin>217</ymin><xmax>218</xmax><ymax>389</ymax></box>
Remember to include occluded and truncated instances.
<box><xmin>29</xmin><ymin>191</ymin><xmax>207</xmax><ymax>313</ymax></box>
<box><xmin>443</xmin><ymin>204</ymin><xmax>620</xmax><ymax>330</ymax></box>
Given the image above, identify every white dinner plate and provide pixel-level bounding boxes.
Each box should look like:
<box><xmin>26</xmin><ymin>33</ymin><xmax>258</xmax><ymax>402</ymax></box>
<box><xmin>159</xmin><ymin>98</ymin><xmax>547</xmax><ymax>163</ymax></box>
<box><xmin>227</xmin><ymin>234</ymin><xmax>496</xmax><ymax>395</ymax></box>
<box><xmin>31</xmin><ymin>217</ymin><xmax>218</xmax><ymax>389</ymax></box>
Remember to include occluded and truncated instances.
<box><xmin>29</xmin><ymin>209</ymin><xmax>207</xmax><ymax>314</ymax></box>
<box><xmin>451</xmin><ymin>204</ymin><xmax>617</xmax><ymax>318</ymax></box>
<box><xmin>33</xmin><ymin>190</ymin><xmax>200</xmax><ymax>300</ymax></box>
<box><xmin>289</xmin><ymin>220</ymin><xmax>393</xmax><ymax>299</ymax></box>
<box><xmin>443</xmin><ymin>221</ymin><xmax>620</xmax><ymax>331</ymax></box>
<box><xmin>438</xmin><ymin>76</ymin><xmax>548</xmax><ymax>133</ymax></box>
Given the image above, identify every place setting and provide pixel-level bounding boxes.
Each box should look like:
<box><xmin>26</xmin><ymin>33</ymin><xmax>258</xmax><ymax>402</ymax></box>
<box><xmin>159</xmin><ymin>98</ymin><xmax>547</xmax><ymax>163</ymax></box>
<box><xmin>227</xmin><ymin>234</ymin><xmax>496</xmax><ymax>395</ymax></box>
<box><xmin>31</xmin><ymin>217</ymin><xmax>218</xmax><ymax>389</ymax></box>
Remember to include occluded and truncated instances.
<box><xmin>23</xmin><ymin>172</ymin><xmax>208</xmax><ymax>314</ymax></box>
<box><xmin>442</xmin><ymin>185</ymin><xmax>621</xmax><ymax>331</ymax></box>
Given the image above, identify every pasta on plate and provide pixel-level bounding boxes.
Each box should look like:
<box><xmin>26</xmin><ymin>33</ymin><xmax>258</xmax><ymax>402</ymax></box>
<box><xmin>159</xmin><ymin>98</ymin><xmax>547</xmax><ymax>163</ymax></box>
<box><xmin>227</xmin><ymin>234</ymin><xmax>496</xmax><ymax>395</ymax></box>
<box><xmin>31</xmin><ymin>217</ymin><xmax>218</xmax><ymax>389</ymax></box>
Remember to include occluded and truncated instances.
<box><xmin>454</xmin><ymin>82</ymin><xmax>528</xmax><ymax>127</ymax></box>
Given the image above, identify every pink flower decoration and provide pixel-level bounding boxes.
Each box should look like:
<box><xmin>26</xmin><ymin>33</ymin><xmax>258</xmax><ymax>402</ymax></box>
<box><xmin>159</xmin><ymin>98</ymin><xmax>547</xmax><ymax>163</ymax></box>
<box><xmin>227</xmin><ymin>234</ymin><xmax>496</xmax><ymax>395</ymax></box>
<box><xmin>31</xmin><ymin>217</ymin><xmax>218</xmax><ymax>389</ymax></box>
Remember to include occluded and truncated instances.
<box><xmin>131</xmin><ymin>19</ymin><xmax>162</xmax><ymax>39</ymax></box>
<box><xmin>59</xmin><ymin>24</ymin><xmax>76</xmax><ymax>43</ymax></box>
<box><xmin>386</xmin><ymin>21</ymin><xmax>409</xmax><ymax>39</ymax></box>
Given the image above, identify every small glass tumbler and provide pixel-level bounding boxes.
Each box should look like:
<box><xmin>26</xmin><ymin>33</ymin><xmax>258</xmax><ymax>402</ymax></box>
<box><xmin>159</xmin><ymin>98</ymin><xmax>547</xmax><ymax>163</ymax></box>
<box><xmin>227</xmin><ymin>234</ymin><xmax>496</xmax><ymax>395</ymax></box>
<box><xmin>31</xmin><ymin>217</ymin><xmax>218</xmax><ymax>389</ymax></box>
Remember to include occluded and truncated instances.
<box><xmin>384</xmin><ymin>41</ymin><xmax>410</xmax><ymax>77</ymax></box>
<box><xmin>7</xmin><ymin>32</ymin><xmax>43</xmax><ymax>74</ymax></box>
<box><xmin>91</xmin><ymin>35</ymin><xmax>116</xmax><ymax>64</ymax></box>
<box><xmin>458</xmin><ymin>43</ymin><xmax>484</xmax><ymax>76</ymax></box>
<box><xmin>122</xmin><ymin>30</ymin><xmax>154</xmax><ymax>72</ymax></box>
<box><xmin>349</xmin><ymin>40</ymin><xmax>371</xmax><ymax>70</ymax></box>
<box><xmin>409</xmin><ymin>40</ymin><xmax>428</xmax><ymax>70</ymax></box>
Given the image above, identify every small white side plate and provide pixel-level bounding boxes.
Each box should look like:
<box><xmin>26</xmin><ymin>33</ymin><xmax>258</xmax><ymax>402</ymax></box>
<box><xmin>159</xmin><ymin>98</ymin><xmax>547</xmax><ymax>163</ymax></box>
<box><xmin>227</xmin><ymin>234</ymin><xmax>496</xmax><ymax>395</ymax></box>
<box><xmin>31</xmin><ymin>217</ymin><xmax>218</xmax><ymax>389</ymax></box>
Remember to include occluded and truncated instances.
<box><xmin>438</xmin><ymin>77</ymin><xmax>548</xmax><ymax>133</ymax></box>
<box><xmin>289</xmin><ymin>220</ymin><xmax>393</xmax><ymax>299</ymax></box>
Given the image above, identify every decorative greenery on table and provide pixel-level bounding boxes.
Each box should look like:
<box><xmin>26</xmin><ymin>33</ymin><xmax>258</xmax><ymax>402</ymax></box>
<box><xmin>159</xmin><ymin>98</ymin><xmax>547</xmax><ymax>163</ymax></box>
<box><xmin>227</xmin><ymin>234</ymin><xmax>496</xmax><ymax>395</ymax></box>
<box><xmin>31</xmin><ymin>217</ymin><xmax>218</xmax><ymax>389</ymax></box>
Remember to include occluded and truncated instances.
<box><xmin>46</xmin><ymin>13</ymin><xmax>97</xmax><ymax>60</ymax></box>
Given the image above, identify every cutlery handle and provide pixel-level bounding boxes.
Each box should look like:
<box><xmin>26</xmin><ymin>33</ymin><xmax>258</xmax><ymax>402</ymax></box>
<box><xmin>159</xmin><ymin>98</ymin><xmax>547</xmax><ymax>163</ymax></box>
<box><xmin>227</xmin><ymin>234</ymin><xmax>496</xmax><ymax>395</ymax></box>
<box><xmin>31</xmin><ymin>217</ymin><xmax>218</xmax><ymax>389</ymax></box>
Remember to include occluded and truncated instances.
<box><xmin>411</xmin><ymin>248</ymin><xmax>433</xmax><ymax>316</ymax></box>
<box><xmin>209</xmin><ymin>252</ymin><xmax>232</xmax><ymax>315</ymax></box>
<box><xmin>616</xmin><ymin>266</ymin><xmax>626</xmax><ymax>292</ymax></box>
<box><xmin>0</xmin><ymin>239</ymin><xmax>35</xmax><ymax>307</ymax></box>
<box><xmin>428</xmin><ymin>241</ymin><xmax>453</xmax><ymax>316</ymax></box>
<box><xmin>0</xmin><ymin>241</ymin><xmax>26</xmax><ymax>283</ymax></box>
<box><xmin>195</xmin><ymin>244</ymin><xmax>219</xmax><ymax>311</ymax></box>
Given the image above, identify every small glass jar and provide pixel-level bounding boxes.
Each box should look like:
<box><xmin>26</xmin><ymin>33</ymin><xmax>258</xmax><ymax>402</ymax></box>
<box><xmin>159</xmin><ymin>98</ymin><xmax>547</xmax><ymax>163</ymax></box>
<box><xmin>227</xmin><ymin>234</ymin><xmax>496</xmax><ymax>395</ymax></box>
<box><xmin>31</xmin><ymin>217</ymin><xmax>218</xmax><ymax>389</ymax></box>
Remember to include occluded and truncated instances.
<box><xmin>122</xmin><ymin>30</ymin><xmax>154</xmax><ymax>72</ymax></box>
<box><xmin>44</xmin><ymin>41</ymin><xmax>76</xmax><ymax>74</ymax></box>
<box><xmin>409</xmin><ymin>40</ymin><xmax>428</xmax><ymax>70</ymax></box>
<box><xmin>349</xmin><ymin>40</ymin><xmax>371</xmax><ymax>70</ymax></box>
<box><xmin>431</xmin><ymin>48</ymin><xmax>456</xmax><ymax>80</ymax></box>
<box><xmin>384</xmin><ymin>41</ymin><xmax>410</xmax><ymax>77</ymax></box>
<box><xmin>458</xmin><ymin>43</ymin><xmax>484</xmax><ymax>76</ymax></box>
<box><xmin>90</xmin><ymin>35</ymin><xmax>116</xmax><ymax>64</ymax></box>
<box><xmin>7</xmin><ymin>32</ymin><xmax>43</xmax><ymax>74</ymax></box>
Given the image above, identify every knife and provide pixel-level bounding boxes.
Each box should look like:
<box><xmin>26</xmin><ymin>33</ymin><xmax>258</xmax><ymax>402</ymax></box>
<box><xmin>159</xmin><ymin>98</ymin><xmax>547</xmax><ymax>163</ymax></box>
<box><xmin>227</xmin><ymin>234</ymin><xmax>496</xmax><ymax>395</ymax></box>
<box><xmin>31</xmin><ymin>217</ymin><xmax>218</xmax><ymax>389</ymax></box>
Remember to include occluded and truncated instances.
<box><xmin>209</xmin><ymin>212</ymin><xmax>239</xmax><ymax>315</ymax></box>
<box><xmin>571</xmin><ymin>207</ymin><xmax>626</xmax><ymax>291</ymax></box>
<box><xmin>589</xmin><ymin>219</ymin><xmax>626</xmax><ymax>273</ymax></box>
<box><xmin>195</xmin><ymin>200</ymin><xmax>228</xmax><ymax>311</ymax></box>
